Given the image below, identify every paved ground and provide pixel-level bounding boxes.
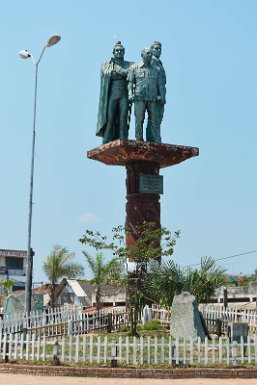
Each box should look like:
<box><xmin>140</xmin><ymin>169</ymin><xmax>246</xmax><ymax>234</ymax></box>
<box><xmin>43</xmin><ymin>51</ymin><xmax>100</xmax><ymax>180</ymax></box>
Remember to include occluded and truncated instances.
<box><xmin>1</xmin><ymin>374</ymin><xmax>257</xmax><ymax>385</ymax></box>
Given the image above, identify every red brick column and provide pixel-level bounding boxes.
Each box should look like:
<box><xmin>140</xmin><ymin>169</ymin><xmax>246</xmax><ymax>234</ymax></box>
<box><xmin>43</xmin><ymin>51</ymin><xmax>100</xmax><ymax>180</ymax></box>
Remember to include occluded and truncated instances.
<box><xmin>125</xmin><ymin>161</ymin><xmax>160</xmax><ymax>247</ymax></box>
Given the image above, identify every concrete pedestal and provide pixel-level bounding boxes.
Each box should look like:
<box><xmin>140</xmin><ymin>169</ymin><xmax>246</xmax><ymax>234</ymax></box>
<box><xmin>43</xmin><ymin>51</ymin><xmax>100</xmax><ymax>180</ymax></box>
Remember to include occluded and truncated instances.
<box><xmin>88</xmin><ymin>139</ymin><xmax>199</xmax><ymax>247</ymax></box>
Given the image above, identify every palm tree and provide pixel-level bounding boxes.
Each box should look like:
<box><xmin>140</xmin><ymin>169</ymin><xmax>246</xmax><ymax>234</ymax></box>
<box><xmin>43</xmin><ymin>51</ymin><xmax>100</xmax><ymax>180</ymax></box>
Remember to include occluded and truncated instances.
<box><xmin>43</xmin><ymin>244</ymin><xmax>84</xmax><ymax>308</ymax></box>
<box><xmin>82</xmin><ymin>251</ymin><xmax>122</xmax><ymax>310</ymax></box>
<box><xmin>144</xmin><ymin>257</ymin><xmax>227</xmax><ymax>308</ymax></box>
<box><xmin>144</xmin><ymin>259</ymin><xmax>185</xmax><ymax>308</ymax></box>
<box><xmin>1</xmin><ymin>279</ymin><xmax>14</xmax><ymax>297</ymax></box>
<box><xmin>185</xmin><ymin>257</ymin><xmax>228</xmax><ymax>304</ymax></box>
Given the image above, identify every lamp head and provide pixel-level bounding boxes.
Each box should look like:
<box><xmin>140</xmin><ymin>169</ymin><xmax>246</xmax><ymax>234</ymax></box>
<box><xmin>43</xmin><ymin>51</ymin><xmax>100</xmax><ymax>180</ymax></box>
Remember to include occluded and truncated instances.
<box><xmin>47</xmin><ymin>34</ymin><xmax>61</xmax><ymax>47</ymax></box>
<box><xmin>19</xmin><ymin>50</ymin><xmax>31</xmax><ymax>59</ymax></box>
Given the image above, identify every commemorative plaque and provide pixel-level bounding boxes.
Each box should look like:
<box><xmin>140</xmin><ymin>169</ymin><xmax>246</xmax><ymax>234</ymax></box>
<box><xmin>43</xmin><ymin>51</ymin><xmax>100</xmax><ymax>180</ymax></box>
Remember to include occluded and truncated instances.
<box><xmin>139</xmin><ymin>175</ymin><xmax>163</xmax><ymax>194</ymax></box>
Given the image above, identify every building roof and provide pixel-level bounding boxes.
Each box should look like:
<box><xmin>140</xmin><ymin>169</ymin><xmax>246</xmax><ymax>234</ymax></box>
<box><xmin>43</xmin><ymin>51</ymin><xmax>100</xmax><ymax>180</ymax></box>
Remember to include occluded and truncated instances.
<box><xmin>66</xmin><ymin>280</ymin><xmax>92</xmax><ymax>306</ymax></box>
<box><xmin>65</xmin><ymin>280</ymin><xmax>125</xmax><ymax>306</ymax></box>
<box><xmin>33</xmin><ymin>284</ymin><xmax>51</xmax><ymax>295</ymax></box>
<box><xmin>77</xmin><ymin>281</ymin><xmax>125</xmax><ymax>296</ymax></box>
<box><xmin>67</xmin><ymin>279</ymin><xmax>89</xmax><ymax>297</ymax></box>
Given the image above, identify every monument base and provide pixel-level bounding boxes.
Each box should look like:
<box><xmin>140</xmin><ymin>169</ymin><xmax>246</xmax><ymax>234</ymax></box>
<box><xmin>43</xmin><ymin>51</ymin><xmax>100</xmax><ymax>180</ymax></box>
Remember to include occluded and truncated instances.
<box><xmin>88</xmin><ymin>140</ymin><xmax>199</xmax><ymax>246</ymax></box>
<box><xmin>87</xmin><ymin>139</ymin><xmax>199</xmax><ymax>168</ymax></box>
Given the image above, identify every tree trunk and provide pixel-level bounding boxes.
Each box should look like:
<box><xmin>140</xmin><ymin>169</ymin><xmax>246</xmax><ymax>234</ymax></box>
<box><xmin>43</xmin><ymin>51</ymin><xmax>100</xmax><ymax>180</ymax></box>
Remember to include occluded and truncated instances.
<box><xmin>50</xmin><ymin>283</ymin><xmax>56</xmax><ymax>308</ymax></box>
<box><xmin>96</xmin><ymin>285</ymin><xmax>101</xmax><ymax>311</ymax></box>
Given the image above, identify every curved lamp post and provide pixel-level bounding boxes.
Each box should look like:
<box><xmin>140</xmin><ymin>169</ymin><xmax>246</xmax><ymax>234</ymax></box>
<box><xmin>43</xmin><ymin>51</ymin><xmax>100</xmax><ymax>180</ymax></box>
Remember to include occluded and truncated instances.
<box><xmin>19</xmin><ymin>34</ymin><xmax>61</xmax><ymax>316</ymax></box>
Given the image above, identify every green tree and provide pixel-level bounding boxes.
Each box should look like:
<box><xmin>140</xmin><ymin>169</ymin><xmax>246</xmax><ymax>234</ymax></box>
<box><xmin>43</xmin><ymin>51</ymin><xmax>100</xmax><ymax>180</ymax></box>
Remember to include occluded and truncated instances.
<box><xmin>144</xmin><ymin>260</ymin><xmax>185</xmax><ymax>309</ymax></box>
<box><xmin>112</xmin><ymin>223</ymin><xmax>180</xmax><ymax>262</ymax></box>
<box><xmin>43</xmin><ymin>244</ymin><xmax>84</xmax><ymax>308</ymax></box>
<box><xmin>79</xmin><ymin>224</ymin><xmax>180</xmax><ymax>266</ymax></box>
<box><xmin>82</xmin><ymin>252</ymin><xmax>123</xmax><ymax>310</ymax></box>
<box><xmin>1</xmin><ymin>279</ymin><xmax>14</xmax><ymax>297</ymax></box>
<box><xmin>236</xmin><ymin>275</ymin><xmax>251</xmax><ymax>286</ymax></box>
<box><xmin>185</xmin><ymin>257</ymin><xmax>228</xmax><ymax>303</ymax></box>
<box><xmin>80</xmin><ymin>223</ymin><xmax>180</xmax><ymax>334</ymax></box>
<box><xmin>112</xmin><ymin>223</ymin><xmax>180</xmax><ymax>312</ymax></box>
<box><xmin>144</xmin><ymin>257</ymin><xmax>227</xmax><ymax>308</ymax></box>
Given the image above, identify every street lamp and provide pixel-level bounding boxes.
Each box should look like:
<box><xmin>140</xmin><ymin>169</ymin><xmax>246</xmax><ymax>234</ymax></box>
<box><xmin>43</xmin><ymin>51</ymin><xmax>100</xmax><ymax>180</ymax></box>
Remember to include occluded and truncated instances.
<box><xmin>19</xmin><ymin>34</ymin><xmax>61</xmax><ymax>316</ymax></box>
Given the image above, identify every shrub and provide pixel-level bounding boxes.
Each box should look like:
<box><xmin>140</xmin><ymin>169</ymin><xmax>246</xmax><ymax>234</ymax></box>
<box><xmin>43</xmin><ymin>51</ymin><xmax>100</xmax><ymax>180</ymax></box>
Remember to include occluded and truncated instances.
<box><xmin>142</xmin><ymin>320</ymin><xmax>162</xmax><ymax>331</ymax></box>
<box><xmin>118</xmin><ymin>324</ymin><xmax>130</xmax><ymax>333</ymax></box>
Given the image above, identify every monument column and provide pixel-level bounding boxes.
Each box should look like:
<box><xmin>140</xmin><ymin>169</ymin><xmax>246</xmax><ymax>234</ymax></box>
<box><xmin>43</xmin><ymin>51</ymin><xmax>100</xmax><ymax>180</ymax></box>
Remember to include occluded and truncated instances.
<box><xmin>125</xmin><ymin>161</ymin><xmax>160</xmax><ymax>246</ymax></box>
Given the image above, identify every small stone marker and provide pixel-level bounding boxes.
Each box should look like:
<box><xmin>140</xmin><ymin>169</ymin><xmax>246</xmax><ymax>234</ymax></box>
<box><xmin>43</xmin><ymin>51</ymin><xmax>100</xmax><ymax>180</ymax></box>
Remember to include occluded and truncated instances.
<box><xmin>170</xmin><ymin>291</ymin><xmax>206</xmax><ymax>340</ymax></box>
<box><xmin>228</xmin><ymin>322</ymin><xmax>248</xmax><ymax>343</ymax></box>
<box><xmin>141</xmin><ymin>305</ymin><xmax>152</xmax><ymax>325</ymax></box>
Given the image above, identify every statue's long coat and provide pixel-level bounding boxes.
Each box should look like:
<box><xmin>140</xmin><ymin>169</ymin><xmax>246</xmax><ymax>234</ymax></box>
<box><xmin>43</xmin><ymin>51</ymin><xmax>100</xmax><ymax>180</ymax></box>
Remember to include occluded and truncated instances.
<box><xmin>96</xmin><ymin>62</ymin><xmax>113</xmax><ymax>138</ymax></box>
<box><xmin>96</xmin><ymin>60</ymin><xmax>132</xmax><ymax>139</ymax></box>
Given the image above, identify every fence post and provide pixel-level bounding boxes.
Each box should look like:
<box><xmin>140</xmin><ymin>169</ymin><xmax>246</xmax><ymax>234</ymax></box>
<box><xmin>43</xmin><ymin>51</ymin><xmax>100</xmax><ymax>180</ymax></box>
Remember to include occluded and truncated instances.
<box><xmin>111</xmin><ymin>339</ymin><xmax>118</xmax><ymax>367</ymax></box>
<box><xmin>223</xmin><ymin>287</ymin><xmax>228</xmax><ymax>310</ymax></box>
<box><xmin>204</xmin><ymin>336</ymin><xmax>208</xmax><ymax>365</ymax></box>
<box><xmin>107</xmin><ymin>313</ymin><xmax>112</xmax><ymax>333</ymax></box>
<box><xmin>0</xmin><ymin>317</ymin><xmax>3</xmax><ymax>335</ymax></box>
<box><xmin>219</xmin><ymin>337</ymin><xmax>222</xmax><ymax>364</ymax></box>
<box><xmin>232</xmin><ymin>341</ymin><xmax>237</xmax><ymax>367</ymax></box>
<box><xmin>3</xmin><ymin>333</ymin><xmax>9</xmax><ymax>363</ymax></box>
<box><xmin>61</xmin><ymin>335</ymin><xmax>66</xmax><ymax>362</ymax></box>
<box><xmin>175</xmin><ymin>337</ymin><xmax>179</xmax><ymax>365</ymax></box>
<box><xmin>190</xmin><ymin>336</ymin><xmax>193</xmax><ymax>365</ymax></box>
<box><xmin>255</xmin><ymin>336</ymin><xmax>257</xmax><ymax>364</ymax></box>
<box><xmin>216</xmin><ymin>319</ymin><xmax>222</xmax><ymax>337</ymax></box>
<box><xmin>226</xmin><ymin>337</ymin><xmax>230</xmax><ymax>365</ymax></box>
<box><xmin>197</xmin><ymin>336</ymin><xmax>201</xmax><ymax>366</ymax></box>
<box><xmin>75</xmin><ymin>334</ymin><xmax>80</xmax><ymax>363</ymax></box>
<box><xmin>67</xmin><ymin>319</ymin><xmax>73</xmax><ymax>336</ymax></box>
<box><xmin>53</xmin><ymin>339</ymin><xmax>60</xmax><ymax>365</ymax></box>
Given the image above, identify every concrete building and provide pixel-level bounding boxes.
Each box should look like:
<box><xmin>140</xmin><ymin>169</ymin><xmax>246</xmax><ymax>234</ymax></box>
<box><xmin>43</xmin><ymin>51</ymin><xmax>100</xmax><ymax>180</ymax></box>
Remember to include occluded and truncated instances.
<box><xmin>57</xmin><ymin>279</ymin><xmax>126</xmax><ymax>308</ymax></box>
<box><xmin>215</xmin><ymin>285</ymin><xmax>257</xmax><ymax>304</ymax></box>
<box><xmin>0</xmin><ymin>249</ymin><xmax>26</xmax><ymax>295</ymax></box>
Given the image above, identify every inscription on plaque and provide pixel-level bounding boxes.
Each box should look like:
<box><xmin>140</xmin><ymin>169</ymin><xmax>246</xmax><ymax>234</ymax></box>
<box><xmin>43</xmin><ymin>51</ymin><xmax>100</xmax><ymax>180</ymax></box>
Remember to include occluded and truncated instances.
<box><xmin>139</xmin><ymin>175</ymin><xmax>163</xmax><ymax>194</ymax></box>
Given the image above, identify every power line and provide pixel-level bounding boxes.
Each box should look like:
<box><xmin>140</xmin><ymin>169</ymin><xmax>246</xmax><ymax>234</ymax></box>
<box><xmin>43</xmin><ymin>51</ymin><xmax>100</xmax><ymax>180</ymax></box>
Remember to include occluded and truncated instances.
<box><xmin>185</xmin><ymin>249</ymin><xmax>257</xmax><ymax>268</ymax></box>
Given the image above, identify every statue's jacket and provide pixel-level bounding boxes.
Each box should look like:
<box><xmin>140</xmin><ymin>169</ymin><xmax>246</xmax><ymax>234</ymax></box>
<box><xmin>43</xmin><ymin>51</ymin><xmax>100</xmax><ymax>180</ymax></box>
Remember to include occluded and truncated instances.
<box><xmin>128</xmin><ymin>62</ymin><xmax>165</xmax><ymax>102</ymax></box>
<box><xmin>96</xmin><ymin>60</ymin><xmax>132</xmax><ymax>138</ymax></box>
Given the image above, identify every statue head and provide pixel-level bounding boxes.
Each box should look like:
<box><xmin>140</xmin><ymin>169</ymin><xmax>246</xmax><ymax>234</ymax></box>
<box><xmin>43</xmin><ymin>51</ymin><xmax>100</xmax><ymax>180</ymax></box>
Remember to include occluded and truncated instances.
<box><xmin>141</xmin><ymin>47</ymin><xmax>152</xmax><ymax>65</ymax></box>
<box><xmin>112</xmin><ymin>41</ymin><xmax>125</xmax><ymax>60</ymax></box>
<box><xmin>151</xmin><ymin>41</ymin><xmax>162</xmax><ymax>59</ymax></box>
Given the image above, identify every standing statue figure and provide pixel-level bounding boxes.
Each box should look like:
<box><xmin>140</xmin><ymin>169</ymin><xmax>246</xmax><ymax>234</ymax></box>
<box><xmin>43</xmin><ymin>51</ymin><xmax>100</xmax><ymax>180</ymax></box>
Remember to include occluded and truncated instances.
<box><xmin>128</xmin><ymin>47</ymin><xmax>165</xmax><ymax>143</ymax></box>
<box><xmin>150</xmin><ymin>41</ymin><xmax>166</xmax><ymax>127</ymax></box>
<box><xmin>96</xmin><ymin>41</ymin><xmax>133</xmax><ymax>144</ymax></box>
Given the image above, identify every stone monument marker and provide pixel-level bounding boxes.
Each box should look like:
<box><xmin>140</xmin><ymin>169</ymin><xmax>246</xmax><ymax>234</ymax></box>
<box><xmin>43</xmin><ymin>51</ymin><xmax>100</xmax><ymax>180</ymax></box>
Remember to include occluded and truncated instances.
<box><xmin>170</xmin><ymin>292</ymin><xmax>206</xmax><ymax>340</ymax></box>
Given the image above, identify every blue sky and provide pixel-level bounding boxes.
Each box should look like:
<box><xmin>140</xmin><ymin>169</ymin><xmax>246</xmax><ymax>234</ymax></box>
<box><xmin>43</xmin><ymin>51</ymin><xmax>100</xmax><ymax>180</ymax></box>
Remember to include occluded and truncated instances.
<box><xmin>1</xmin><ymin>0</ymin><xmax>257</xmax><ymax>283</ymax></box>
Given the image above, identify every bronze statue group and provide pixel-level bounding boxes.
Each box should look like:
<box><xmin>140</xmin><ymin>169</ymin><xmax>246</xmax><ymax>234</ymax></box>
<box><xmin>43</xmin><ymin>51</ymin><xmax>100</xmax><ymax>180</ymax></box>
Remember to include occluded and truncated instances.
<box><xmin>96</xmin><ymin>41</ymin><xmax>166</xmax><ymax>144</ymax></box>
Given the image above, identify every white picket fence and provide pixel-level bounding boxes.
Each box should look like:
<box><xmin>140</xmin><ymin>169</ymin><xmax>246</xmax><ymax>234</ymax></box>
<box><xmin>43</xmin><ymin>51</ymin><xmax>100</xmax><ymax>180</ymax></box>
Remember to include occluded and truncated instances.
<box><xmin>200</xmin><ymin>305</ymin><xmax>257</xmax><ymax>334</ymax></box>
<box><xmin>1</xmin><ymin>305</ymin><xmax>128</xmax><ymax>336</ymax></box>
<box><xmin>1</xmin><ymin>333</ymin><xmax>257</xmax><ymax>366</ymax></box>
<box><xmin>200</xmin><ymin>304</ymin><xmax>257</xmax><ymax>324</ymax></box>
<box><xmin>151</xmin><ymin>304</ymin><xmax>257</xmax><ymax>330</ymax></box>
<box><xmin>2</xmin><ymin>303</ymin><xmax>257</xmax><ymax>338</ymax></box>
<box><xmin>2</xmin><ymin>304</ymin><xmax>83</xmax><ymax>332</ymax></box>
